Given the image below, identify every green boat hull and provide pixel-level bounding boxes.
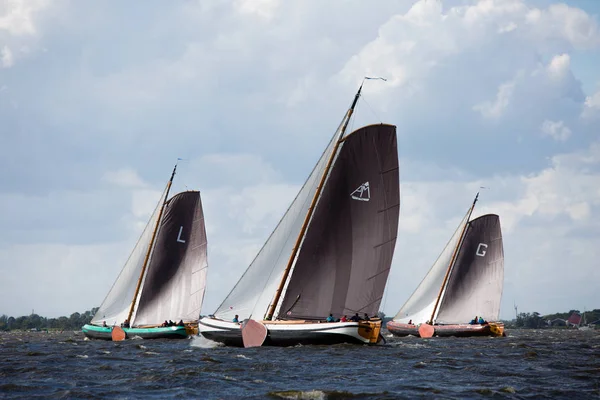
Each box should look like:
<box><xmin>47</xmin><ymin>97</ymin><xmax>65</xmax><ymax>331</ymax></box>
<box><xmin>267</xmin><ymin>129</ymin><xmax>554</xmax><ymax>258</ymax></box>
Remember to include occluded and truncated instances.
<box><xmin>82</xmin><ymin>324</ymin><xmax>189</xmax><ymax>340</ymax></box>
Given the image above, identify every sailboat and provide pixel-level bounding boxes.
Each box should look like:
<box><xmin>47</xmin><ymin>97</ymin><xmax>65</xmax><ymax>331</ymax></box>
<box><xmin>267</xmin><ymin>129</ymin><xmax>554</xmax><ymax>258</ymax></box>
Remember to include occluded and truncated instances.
<box><xmin>387</xmin><ymin>194</ymin><xmax>505</xmax><ymax>338</ymax></box>
<box><xmin>198</xmin><ymin>81</ymin><xmax>400</xmax><ymax>347</ymax></box>
<box><xmin>578</xmin><ymin>309</ymin><xmax>593</xmax><ymax>331</ymax></box>
<box><xmin>82</xmin><ymin>165</ymin><xmax>208</xmax><ymax>340</ymax></box>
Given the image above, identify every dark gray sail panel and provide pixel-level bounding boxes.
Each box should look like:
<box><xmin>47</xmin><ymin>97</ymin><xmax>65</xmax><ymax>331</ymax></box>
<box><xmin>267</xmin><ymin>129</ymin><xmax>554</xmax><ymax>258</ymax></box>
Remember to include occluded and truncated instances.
<box><xmin>278</xmin><ymin>124</ymin><xmax>399</xmax><ymax>320</ymax></box>
<box><xmin>435</xmin><ymin>214</ymin><xmax>504</xmax><ymax>324</ymax></box>
<box><xmin>134</xmin><ymin>191</ymin><xmax>208</xmax><ymax>326</ymax></box>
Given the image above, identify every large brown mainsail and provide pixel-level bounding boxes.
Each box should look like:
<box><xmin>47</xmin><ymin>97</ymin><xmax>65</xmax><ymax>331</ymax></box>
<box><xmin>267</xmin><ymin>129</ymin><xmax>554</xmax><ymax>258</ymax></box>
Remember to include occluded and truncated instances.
<box><xmin>435</xmin><ymin>214</ymin><xmax>504</xmax><ymax>324</ymax></box>
<box><xmin>133</xmin><ymin>191</ymin><xmax>208</xmax><ymax>326</ymax></box>
<box><xmin>277</xmin><ymin>124</ymin><xmax>400</xmax><ymax>320</ymax></box>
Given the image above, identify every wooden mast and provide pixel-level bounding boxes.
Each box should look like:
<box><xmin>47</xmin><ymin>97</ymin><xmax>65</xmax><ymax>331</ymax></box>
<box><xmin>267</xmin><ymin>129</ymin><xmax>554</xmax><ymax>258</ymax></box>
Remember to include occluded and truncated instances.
<box><xmin>264</xmin><ymin>83</ymin><xmax>364</xmax><ymax>321</ymax></box>
<box><xmin>126</xmin><ymin>164</ymin><xmax>177</xmax><ymax>324</ymax></box>
<box><xmin>427</xmin><ymin>192</ymin><xmax>479</xmax><ymax>325</ymax></box>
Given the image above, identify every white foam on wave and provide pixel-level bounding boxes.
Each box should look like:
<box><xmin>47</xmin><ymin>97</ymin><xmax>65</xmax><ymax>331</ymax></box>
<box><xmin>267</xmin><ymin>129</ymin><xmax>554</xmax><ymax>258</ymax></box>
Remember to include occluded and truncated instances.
<box><xmin>270</xmin><ymin>390</ymin><xmax>327</xmax><ymax>399</ymax></box>
<box><xmin>190</xmin><ymin>335</ymin><xmax>223</xmax><ymax>349</ymax></box>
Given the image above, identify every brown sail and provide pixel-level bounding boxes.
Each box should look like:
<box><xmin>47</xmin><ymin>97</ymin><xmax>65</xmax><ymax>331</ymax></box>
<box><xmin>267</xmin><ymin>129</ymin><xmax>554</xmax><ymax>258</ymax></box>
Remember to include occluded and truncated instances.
<box><xmin>133</xmin><ymin>191</ymin><xmax>208</xmax><ymax>326</ymax></box>
<box><xmin>277</xmin><ymin>124</ymin><xmax>399</xmax><ymax>320</ymax></box>
<box><xmin>435</xmin><ymin>214</ymin><xmax>504</xmax><ymax>324</ymax></box>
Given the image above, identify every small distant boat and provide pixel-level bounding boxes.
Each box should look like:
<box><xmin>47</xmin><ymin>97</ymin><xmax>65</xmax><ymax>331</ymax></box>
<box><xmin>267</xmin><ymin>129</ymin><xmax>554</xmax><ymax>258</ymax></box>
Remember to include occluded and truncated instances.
<box><xmin>387</xmin><ymin>194</ymin><xmax>505</xmax><ymax>338</ymax></box>
<box><xmin>82</xmin><ymin>165</ymin><xmax>208</xmax><ymax>340</ymax></box>
<box><xmin>199</xmin><ymin>81</ymin><xmax>400</xmax><ymax>347</ymax></box>
<box><xmin>577</xmin><ymin>309</ymin><xmax>594</xmax><ymax>331</ymax></box>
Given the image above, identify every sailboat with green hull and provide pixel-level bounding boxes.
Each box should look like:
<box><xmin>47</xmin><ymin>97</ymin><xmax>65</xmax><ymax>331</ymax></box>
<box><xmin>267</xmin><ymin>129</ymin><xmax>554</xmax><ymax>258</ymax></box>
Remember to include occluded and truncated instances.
<box><xmin>82</xmin><ymin>165</ymin><xmax>208</xmax><ymax>340</ymax></box>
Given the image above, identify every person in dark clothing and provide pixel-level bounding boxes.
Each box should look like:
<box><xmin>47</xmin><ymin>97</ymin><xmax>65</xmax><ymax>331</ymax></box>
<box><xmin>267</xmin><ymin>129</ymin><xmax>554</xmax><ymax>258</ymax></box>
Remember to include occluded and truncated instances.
<box><xmin>363</xmin><ymin>313</ymin><xmax>370</xmax><ymax>321</ymax></box>
<box><xmin>177</xmin><ymin>320</ymin><xmax>185</xmax><ymax>327</ymax></box>
<box><xmin>350</xmin><ymin>313</ymin><xmax>360</xmax><ymax>322</ymax></box>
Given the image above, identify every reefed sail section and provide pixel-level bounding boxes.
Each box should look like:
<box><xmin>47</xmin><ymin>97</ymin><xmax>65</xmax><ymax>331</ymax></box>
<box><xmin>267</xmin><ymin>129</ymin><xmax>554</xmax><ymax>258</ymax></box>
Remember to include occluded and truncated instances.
<box><xmin>214</xmin><ymin>121</ymin><xmax>345</xmax><ymax>322</ymax></box>
<box><xmin>91</xmin><ymin>185</ymin><xmax>169</xmax><ymax>326</ymax></box>
<box><xmin>392</xmin><ymin>210</ymin><xmax>470</xmax><ymax>324</ymax></box>
<box><xmin>132</xmin><ymin>191</ymin><xmax>208</xmax><ymax>326</ymax></box>
<box><xmin>435</xmin><ymin>214</ymin><xmax>504</xmax><ymax>324</ymax></box>
<box><xmin>278</xmin><ymin>124</ymin><xmax>399</xmax><ymax>320</ymax></box>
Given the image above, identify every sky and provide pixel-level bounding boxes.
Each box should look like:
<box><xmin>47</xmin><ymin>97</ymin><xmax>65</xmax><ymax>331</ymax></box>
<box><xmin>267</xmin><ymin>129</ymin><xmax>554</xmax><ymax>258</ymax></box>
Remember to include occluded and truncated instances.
<box><xmin>1</xmin><ymin>0</ymin><xmax>599</xmax><ymax>320</ymax></box>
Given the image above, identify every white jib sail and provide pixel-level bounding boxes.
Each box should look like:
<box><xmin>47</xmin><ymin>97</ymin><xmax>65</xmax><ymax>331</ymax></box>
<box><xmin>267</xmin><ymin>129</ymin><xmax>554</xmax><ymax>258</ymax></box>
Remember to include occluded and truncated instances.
<box><xmin>91</xmin><ymin>185</ymin><xmax>169</xmax><ymax>326</ymax></box>
<box><xmin>392</xmin><ymin>210</ymin><xmax>470</xmax><ymax>324</ymax></box>
<box><xmin>214</xmin><ymin>120</ymin><xmax>346</xmax><ymax>322</ymax></box>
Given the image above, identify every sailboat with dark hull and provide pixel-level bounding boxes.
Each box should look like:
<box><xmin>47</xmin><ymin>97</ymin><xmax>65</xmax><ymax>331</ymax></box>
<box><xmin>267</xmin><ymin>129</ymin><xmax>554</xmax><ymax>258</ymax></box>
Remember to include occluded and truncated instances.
<box><xmin>387</xmin><ymin>194</ymin><xmax>505</xmax><ymax>338</ymax></box>
<box><xmin>82</xmin><ymin>166</ymin><xmax>208</xmax><ymax>340</ymax></box>
<box><xmin>199</xmin><ymin>82</ymin><xmax>400</xmax><ymax>347</ymax></box>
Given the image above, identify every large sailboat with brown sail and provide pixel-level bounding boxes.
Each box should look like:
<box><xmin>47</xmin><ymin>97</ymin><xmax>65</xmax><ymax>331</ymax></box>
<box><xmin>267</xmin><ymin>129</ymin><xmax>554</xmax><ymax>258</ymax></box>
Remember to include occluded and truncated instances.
<box><xmin>82</xmin><ymin>165</ymin><xmax>208</xmax><ymax>340</ymax></box>
<box><xmin>387</xmin><ymin>194</ymin><xmax>505</xmax><ymax>338</ymax></box>
<box><xmin>199</xmin><ymin>80</ymin><xmax>400</xmax><ymax>347</ymax></box>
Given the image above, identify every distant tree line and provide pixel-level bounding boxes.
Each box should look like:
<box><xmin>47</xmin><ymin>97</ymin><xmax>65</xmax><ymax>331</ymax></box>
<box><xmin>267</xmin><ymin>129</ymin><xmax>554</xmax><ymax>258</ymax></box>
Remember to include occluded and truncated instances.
<box><xmin>512</xmin><ymin>309</ymin><xmax>600</xmax><ymax>329</ymax></box>
<box><xmin>0</xmin><ymin>308</ymin><xmax>98</xmax><ymax>331</ymax></box>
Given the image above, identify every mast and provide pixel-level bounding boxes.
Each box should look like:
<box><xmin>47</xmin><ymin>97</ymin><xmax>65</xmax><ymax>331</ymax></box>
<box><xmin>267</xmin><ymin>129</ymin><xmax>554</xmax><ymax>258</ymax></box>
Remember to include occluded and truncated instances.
<box><xmin>126</xmin><ymin>164</ymin><xmax>177</xmax><ymax>323</ymax></box>
<box><xmin>428</xmin><ymin>192</ymin><xmax>479</xmax><ymax>324</ymax></box>
<box><xmin>264</xmin><ymin>83</ymin><xmax>364</xmax><ymax>320</ymax></box>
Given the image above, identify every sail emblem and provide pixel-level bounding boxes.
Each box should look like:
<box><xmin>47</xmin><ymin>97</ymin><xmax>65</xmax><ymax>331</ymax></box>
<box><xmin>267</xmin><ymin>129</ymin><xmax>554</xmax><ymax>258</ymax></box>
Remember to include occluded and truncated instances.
<box><xmin>476</xmin><ymin>243</ymin><xmax>488</xmax><ymax>257</ymax></box>
<box><xmin>350</xmin><ymin>182</ymin><xmax>370</xmax><ymax>202</ymax></box>
<box><xmin>177</xmin><ymin>226</ymin><xmax>186</xmax><ymax>243</ymax></box>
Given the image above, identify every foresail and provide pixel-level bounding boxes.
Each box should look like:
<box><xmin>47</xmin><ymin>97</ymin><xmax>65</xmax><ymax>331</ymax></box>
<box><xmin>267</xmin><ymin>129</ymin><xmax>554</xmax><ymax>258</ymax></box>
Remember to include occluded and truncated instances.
<box><xmin>277</xmin><ymin>124</ymin><xmax>399</xmax><ymax>320</ymax></box>
<box><xmin>132</xmin><ymin>191</ymin><xmax>208</xmax><ymax>326</ymax></box>
<box><xmin>214</xmin><ymin>128</ymin><xmax>340</xmax><ymax>321</ymax></box>
<box><xmin>435</xmin><ymin>214</ymin><xmax>504</xmax><ymax>324</ymax></box>
<box><xmin>91</xmin><ymin>185</ymin><xmax>169</xmax><ymax>326</ymax></box>
<box><xmin>392</xmin><ymin>210</ymin><xmax>471</xmax><ymax>324</ymax></box>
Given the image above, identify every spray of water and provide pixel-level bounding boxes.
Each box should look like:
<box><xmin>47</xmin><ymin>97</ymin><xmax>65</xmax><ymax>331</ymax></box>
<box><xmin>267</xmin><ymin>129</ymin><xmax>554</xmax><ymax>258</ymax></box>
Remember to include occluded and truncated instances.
<box><xmin>190</xmin><ymin>335</ymin><xmax>223</xmax><ymax>349</ymax></box>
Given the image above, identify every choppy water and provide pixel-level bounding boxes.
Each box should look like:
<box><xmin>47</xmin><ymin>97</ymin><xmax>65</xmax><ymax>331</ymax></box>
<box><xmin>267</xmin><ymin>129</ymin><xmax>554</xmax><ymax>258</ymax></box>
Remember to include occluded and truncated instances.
<box><xmin>1</xmin><ymin>329</ymin><xmax>599</xmax><ymax>399</ymax></box>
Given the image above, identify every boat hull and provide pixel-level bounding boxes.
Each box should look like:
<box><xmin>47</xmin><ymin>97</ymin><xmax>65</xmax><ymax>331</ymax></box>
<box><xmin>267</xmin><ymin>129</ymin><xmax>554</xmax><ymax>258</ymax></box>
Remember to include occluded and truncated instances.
<box><xmin>198</xmin><ymin>317</ymin><xmax>382</xmax><ymax>347</ymax></box>
<box><xmin>386</xmin><ymin>321</ymin><xmax>505</xmax><ymax>338</ymax></box>
<box><xmin>82</xmin><ymin>324</ymin><xmax>189</xmax><ymax>340</ymax></box>
<box><xmin>386</xmin><ymin>321</ymin><xmax>419</xmax><ymax>337</ymax></box>
<box><xmin>431</xmin><ymin>322</ymin><xmax>504</xmax><ymax>337</ymax></box>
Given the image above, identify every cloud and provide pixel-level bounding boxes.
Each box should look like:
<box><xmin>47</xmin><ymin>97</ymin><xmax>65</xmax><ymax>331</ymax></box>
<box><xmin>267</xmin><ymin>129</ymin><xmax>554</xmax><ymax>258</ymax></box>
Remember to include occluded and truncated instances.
<box><xmin>473</xmin><ymin>80</ymin><xmax>515</xmax><ymax>119</ymax></box>
<box><xmin>1</xmin><ymin>0</ymin><xmax>599</xmax><ymax>320</ymax></box>
<box><xmin>102</xmin><ymin>168</ymin><xmax>148</xmax><ymax>189</ymax></box>
<box><xmin>234</xmin><ymin>0</ymin><xmax>280</xmax><ymax>20</ymax></box>
<box><xmin>582</xmin><ymin>88</ymin><xmax>600</xmax><ymax>118</ymax></box>
<box><xmin>0</xmin><ymin>45</ymin><xmax>13</xmax><ymax>67</ymax></box>
<box><xmin>0</xmin><ymin>0</ymin><xmax>49</xmax><ymax>36</ymax></box>
<box><xmin>541</xmin><ymin>119</ymin><xmax>572</xmax><ymax>141</ymax></box>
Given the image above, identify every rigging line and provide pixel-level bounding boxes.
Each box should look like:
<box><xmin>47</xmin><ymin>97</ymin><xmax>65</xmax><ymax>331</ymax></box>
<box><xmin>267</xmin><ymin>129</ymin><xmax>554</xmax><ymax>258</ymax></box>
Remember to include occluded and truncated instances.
<box><xmin>360</xmin><ymin>96</ymin><xmax>382</xmax><ymax>123</ymax></box>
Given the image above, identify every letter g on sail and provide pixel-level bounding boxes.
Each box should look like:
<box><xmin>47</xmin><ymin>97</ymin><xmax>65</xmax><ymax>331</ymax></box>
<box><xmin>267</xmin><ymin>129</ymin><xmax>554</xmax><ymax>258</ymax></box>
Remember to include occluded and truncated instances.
<box><xmin>476</xmin><ymin>243</ymin><xmax>488</xmax><ymax>257</ymax></box>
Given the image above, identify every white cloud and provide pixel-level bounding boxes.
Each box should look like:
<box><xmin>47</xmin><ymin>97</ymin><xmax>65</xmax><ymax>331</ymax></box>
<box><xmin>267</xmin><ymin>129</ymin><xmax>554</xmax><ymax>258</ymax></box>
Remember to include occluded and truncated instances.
<box><xmin>473</xmin><ymin>80</ymin><xmax>515</xmax><ymax>118</ymax></box>
<box><xmin>102</xmin><ymin>168</ymin><xmax>148</xmax><ymax>189</ymax></box>
<box><xmin>1</xmin><ymin>0</ymin><xmax>599</xmax><ymax>321</ymax></box>
<box><xmin>0</xmin><ymin>0</ymin><xmax>49</xmax><ymax>36</ymax></box>
<box><xmin>582</xmin><ymin>88</ymin><xmax>600</xmax><ymax>118</ymax></box>
<box><xmin>546</xmin><ymin>53</ymin><xmax>571</xmax><ymax>79</ymax></box>
<box><xmin>234</xmin><ymin>0</ymin><xmax>280</xmax><ymax>20</ymax></box>
<box><xmin>526</xmin><ymin>3</ymin><xmax>600</xmax><ymax>49</ymax></box>
<box><xmin>541</xmin><ymin>119</ymin><xmax>572</xmax><ymax>141</ymax></box>
<box><xmin>0</xmin><ymin>45</ymin><xmax>13</xmax><ymax>67</ymax></box>
<box><xmin>390</xmin><ymin>139</ymin><xmax>600</xmax><ymax>318</ymax></box>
